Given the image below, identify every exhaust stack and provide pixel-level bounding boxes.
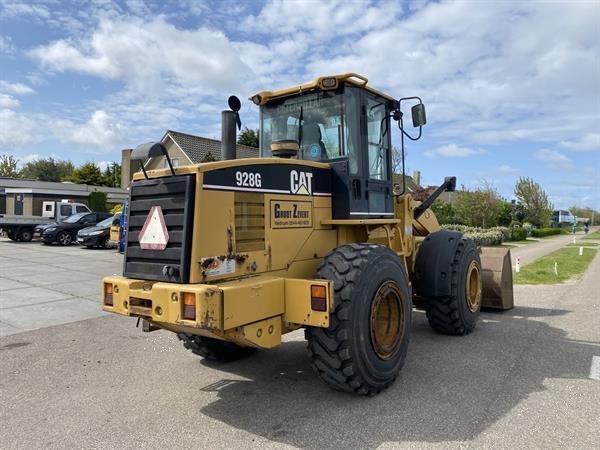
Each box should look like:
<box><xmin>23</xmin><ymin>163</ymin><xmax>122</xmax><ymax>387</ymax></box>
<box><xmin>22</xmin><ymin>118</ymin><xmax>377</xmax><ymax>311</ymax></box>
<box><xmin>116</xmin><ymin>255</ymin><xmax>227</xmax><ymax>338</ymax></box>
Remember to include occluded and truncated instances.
<box><xmin>221</xmin><ymin>95</ymin><xmax>242</xmax><ymax>160</ymax></box>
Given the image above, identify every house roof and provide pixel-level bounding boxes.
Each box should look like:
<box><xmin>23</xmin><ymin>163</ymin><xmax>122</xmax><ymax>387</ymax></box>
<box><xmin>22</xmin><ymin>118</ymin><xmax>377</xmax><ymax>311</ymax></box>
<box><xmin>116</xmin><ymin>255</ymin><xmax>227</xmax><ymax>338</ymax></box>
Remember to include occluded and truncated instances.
<box><xmin>161</xmin><ymin>130</ymin><xmax>259</xmax><ymax>163</ymax></box>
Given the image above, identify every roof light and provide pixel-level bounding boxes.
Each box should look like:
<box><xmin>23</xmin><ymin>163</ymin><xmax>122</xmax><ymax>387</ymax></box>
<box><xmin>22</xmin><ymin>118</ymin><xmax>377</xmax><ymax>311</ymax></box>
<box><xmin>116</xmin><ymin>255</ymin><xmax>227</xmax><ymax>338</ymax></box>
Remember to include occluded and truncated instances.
<box><xmin>251</xmin><ymin>94</ymin><xmax>262</xmax><ymax>105</ymax></box>
<box><xmin>320</xmin><ymin>77</ymin><xmax>337</xmax><ymax>89</ymax></box>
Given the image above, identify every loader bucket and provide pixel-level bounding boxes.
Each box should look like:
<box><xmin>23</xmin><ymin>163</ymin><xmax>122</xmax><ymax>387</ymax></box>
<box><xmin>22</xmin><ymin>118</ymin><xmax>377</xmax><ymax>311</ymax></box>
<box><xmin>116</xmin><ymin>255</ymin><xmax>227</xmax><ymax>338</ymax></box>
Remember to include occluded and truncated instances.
<box><xmin>479</xmin><ymin>247</ymin><xmax>514</xmax><ymax>310</ymax></box>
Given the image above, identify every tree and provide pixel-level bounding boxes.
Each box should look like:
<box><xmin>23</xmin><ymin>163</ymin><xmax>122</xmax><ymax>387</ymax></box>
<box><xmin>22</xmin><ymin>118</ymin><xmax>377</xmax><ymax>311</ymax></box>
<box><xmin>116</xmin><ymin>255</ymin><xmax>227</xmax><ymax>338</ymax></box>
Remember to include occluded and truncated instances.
<box><xmin>514</xmin><ymin>177</ymin><xmax>553</xmax><ymax>227</ymax></box>
<box><xmin>237</xmin><ymin>127</ymin><xmax>259</xmax><ymax>148</ymax></box>
<box><xmin>201</xmin><ymin>152</ymin><xmax>217</xmax><ymax>162</ymax></box>
<box><xmin>430</xmin><ymin>200</ymin><xmax>458</xmax><ymax>224</ymax></box>
<box><xmin>0</xmin><ymin>154</ymin><xmax>19</xmax><ymax>177</ymax></box>
<box><xmin>68</xmin><ymin>162</ymin><xmax>105</xmax><ymax>186</ymax></box>
<box><xmin>102</xmin><ymin>163</ymin><xmax>121</xmax><ymax>188</ymax></box>
<box><xmin>88</xmin><ymin>191</ymin><xmax>107</xmax><ymax>212</ymax></box>
<box><xmin>19</xmin><ymin>157</ymin><xmax>74</xmax><ymax>182</ymax></box>
<box><xmin>569</xmin><ymin>205</ymin><xmax>599</xmax><ymax>225</ymax></box>
<box><xmin>454</xmin><ymin>182</ymin><xmax>503</xmax><ymax>228</ymax></box>
<box><xmin>496</xmin><ymin>201</ymin><xmax>513</xmax><ymax>227</ymax></box>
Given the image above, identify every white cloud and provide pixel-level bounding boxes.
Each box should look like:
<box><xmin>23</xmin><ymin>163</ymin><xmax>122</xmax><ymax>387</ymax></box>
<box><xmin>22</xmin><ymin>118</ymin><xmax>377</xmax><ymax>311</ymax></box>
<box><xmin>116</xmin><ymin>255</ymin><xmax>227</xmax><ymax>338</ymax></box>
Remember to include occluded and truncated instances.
<box><xmin>497</xmin><ymin>164</ymin><xmax>520</xmax><ymax>175</ymax></box>
<box><xmin>534</xmin><ymin>148</ymin><xmax>573</xmax><ymax>170</ymax></box>
<box><xmin>29</xmin><ymin>17</ymin><xmax>253</xmax><ymax>94</ymax></box>
<box><xmin>0</xmin><ymin>94</ymin><xmax>19</xmax><ymax>108</ymax></box>
<box><xmin>53</xmin><ymin>110</ymin><xmax>124</xmax><ymax>147</ymax></box>
<box><xmin>0</xmin><ymin>80</ymin><xmax>34</xmax><ymax>95</ymax></box>
<box><xmin>242</xmin><ymin>0</ymin><xmax>401</xmax><ymax>38</ymax></box>
<box><xmin>560</xmin><ymin>133</ymin><xmax>600</xmax><ymax>152</ymax></box>
<box><xmin>0</xmin><ymin>109</ymin><xmax>37</xmax><ymax>148</ymax></box>
<box><xmin>0</xmin><ymin>35</ymin><xmax>15</xmax><ymax>54</ymax></box>
<box><xmin>425</xmin><ymin>144</ymin><xmax>486</xmax><ymax>158</ymax></box>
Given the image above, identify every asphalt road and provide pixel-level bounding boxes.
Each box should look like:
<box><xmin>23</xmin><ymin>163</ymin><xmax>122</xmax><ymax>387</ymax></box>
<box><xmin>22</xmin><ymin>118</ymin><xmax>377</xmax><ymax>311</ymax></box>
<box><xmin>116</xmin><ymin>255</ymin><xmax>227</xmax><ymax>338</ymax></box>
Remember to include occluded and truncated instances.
<box><xmin>509</xmin><ymin>228</ymin><xmax>597</xmax><ymax>267</ymax></box>
<box><xmin>1</xmin><ymin>238</ymin><xmax>599</xmax><ymax>448</ymax></box>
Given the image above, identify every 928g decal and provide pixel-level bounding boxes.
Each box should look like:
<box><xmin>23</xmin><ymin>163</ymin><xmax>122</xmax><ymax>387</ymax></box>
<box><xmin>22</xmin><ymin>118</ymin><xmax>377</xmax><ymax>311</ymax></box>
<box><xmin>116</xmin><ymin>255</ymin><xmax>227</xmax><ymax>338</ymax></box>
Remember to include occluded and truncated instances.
<box><xmin>235</xmin><ymin>171</ymin><xmax>262</xmax><ymax>188</ymax></box>
<box><xmin>203</xmin><ymin>164</ymin><xmax>331</xmax><ymax>196</ymax></box>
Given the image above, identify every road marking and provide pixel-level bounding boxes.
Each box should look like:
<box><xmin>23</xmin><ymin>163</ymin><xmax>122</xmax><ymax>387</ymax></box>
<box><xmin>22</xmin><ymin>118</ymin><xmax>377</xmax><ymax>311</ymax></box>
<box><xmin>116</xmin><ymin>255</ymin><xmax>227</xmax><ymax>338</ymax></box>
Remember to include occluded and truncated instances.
<box><xmin>590</xmin><ymin>356</ymin><xmax>600</xmax><ymax>381</ymax></box>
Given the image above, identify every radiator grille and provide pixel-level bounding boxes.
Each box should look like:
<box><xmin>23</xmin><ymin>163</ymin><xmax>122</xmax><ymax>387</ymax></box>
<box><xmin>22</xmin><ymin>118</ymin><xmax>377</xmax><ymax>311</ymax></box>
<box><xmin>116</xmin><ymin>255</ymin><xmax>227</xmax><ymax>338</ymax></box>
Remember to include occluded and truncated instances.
<box><xmin>234</xmin><ymin>192</ymin><xmax>265</xmax><ymax>252</ymax></box>
<box><xmin>124</xmin><ymin>175</ymin><xmax>195</xmax><ymax>282</ymax></box>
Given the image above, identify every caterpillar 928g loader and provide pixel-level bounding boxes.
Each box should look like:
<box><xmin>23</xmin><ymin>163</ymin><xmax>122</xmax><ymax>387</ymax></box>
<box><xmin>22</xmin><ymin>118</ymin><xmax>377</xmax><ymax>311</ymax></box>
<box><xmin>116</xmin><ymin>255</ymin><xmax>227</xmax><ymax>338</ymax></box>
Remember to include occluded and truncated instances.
<box><xmin>102</xmin><ymin>73</ymin><xmax>513</xmax><ymax>395</ymax></box>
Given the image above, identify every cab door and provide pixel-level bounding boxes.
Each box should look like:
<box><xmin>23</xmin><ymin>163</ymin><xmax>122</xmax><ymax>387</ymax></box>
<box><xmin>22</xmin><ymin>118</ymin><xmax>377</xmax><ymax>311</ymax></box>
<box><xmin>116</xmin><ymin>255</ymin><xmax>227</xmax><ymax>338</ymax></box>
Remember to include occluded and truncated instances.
<box><xmin>364</xmin><ymin>93</ymin><xmax>393</xmax><ymax>217</ymax></box>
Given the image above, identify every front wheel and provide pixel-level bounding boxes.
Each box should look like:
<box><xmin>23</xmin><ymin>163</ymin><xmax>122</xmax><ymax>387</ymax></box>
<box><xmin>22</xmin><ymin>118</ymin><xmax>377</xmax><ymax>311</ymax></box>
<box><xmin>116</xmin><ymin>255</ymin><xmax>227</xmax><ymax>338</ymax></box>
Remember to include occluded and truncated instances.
<box><xmin>425</xmin><ymin>238</ymin><xmax>482</xmax><ymax>335</ymax></box>
<box><xmin>305</xmin><ymin>243</ymin><xmax>411</xmax><ymax>396</ymax></box>
<box><xmin>57</xmin><ymin>231</ymin><xmax>72</xmax><ymax>246</ymax></box>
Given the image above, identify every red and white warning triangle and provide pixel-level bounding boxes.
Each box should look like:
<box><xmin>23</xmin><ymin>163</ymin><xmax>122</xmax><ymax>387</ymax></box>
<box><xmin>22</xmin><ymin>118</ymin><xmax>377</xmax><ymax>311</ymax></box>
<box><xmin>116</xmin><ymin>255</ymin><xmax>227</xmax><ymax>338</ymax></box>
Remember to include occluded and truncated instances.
<box><xmin>139</xmin><ymin>206</ymin><xmax>170</xmax><ymax>250</ymax></box>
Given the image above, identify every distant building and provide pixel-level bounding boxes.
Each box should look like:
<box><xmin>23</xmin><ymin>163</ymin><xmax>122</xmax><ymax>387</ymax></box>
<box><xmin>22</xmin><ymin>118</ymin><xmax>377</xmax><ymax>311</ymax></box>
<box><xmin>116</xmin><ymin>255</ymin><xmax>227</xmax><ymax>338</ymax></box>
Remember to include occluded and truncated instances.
<box><xmin>552</xmin><ymin>210</ymin><xmax>575</xmax><ymax>224</ymax></box>
<box><xmin>0</xmin><ymin>177</ymin><xmax>127</xmax><ymax>216</ymax></box>
<box><xmin>121</xmin><ymin>130</ymin><xmax>259</xmax><ymax>188</ymax></box>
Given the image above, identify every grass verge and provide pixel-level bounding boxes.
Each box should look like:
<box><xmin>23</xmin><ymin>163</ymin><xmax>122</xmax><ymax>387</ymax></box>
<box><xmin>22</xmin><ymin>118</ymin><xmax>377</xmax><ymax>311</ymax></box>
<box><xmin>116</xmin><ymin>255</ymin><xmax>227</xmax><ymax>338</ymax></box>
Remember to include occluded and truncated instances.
<box><xmin>584</xmin><ymin>231</ymin><xmax>600</xmax><ymax>240</ymax></box>
<box><xmin>514</xmin><ymin>246</ymin><xmax>598</xmax><ymax>285</ymax></box>
<box><xmin>567</xmin><ymin>242</ymin><xmax>599</xmax><ymax>247</ymax></box>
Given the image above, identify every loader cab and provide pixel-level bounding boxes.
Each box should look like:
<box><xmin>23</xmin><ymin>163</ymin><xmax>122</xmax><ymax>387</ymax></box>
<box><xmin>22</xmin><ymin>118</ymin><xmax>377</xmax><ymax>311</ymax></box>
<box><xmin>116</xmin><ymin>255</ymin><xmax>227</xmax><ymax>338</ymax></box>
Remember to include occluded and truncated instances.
<box><xmin>257</xmin><ymin>79</ymin><xmax>395</xmax><ymax>219</ymax></box>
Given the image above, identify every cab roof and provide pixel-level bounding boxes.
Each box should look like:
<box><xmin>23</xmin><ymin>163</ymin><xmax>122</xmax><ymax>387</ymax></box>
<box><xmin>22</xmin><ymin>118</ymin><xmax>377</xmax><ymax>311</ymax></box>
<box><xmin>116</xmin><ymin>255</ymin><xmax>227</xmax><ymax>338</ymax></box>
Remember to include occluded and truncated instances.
<box><xmin>249</xmin><ymin>73</ymin><xmax>396</xmax><ymax>106</ymax></box>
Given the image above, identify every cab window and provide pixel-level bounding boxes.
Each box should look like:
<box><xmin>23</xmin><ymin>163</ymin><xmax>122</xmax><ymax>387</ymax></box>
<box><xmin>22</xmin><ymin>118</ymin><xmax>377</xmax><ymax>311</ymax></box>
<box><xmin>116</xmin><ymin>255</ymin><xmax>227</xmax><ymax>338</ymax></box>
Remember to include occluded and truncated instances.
<box><xmin>60</xmin><ymin>204</ymin><xmax>71</xmax><ymax>216</ymax></box>
<box><xmin>366</xmin><ymin>95</ymin><xmax>390</xmax><ymax>180</ymax></box>
<box><xmin>260</xmin><ymin>91</ymin><xmax>344</xmax><ymax>162</ymax></box>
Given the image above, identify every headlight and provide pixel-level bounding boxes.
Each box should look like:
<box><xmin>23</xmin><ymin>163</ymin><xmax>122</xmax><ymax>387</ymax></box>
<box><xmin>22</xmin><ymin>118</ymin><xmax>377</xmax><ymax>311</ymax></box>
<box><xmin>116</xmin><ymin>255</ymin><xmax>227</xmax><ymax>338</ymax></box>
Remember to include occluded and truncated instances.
<box><xmin>46</xmin><ymin>227</ymin><xmax>56</xmax><ymax>232</ymax></box>
<box><xmin>89</xmin><ymin>230</ymin><xmax>104</xmax><ymax>235</ymax></box>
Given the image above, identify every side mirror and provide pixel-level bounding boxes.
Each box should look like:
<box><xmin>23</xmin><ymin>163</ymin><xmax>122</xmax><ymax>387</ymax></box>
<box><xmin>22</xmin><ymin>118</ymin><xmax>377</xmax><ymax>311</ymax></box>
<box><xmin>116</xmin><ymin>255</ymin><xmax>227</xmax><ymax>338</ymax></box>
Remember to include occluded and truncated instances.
<box><xmin>411</xmin><ymin>104</ymin><xmax>427</xmax><ymax>127</ymax></box>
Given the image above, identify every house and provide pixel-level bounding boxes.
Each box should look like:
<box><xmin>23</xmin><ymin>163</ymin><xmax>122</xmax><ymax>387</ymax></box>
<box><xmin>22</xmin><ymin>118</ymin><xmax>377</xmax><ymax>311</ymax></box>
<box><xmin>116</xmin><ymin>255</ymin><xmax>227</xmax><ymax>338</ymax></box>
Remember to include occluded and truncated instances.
<box><xmin>0</xmin><ymin>177</ymin><xmax>128</xmax><ymax>216</ymax></box>
<box><xmin>121</xmin><ymin>130</ymin><xmax>259</xmax><ymax>188</ymax></box>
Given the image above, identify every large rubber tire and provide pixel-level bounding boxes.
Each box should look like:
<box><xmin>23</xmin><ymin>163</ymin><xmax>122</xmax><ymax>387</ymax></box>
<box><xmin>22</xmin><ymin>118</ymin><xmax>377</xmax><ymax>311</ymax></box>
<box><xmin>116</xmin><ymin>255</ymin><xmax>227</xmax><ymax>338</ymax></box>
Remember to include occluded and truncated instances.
<box><xmin>305</xmin><ymin>243</ymin><xmax>412</xmax><ymax>396</ymax></box>
<box><xmin>57</xmin><ymin>231</ymin><xmax>72</xmax><ymax>246</ymax></box>
<box><xmin>18</xmin><ymin>228</ymin><xmax>33</xmax><ymax>242</ymax></box>
<box><xmin>7</xmin><ymin>229</ymin><xmax>17</xmax><ymax>241</ymax></box>
<box><xmin>177</xmin><ymin>334</ymin><xmax>256</xmax><ymax>362</ymax></box>
<box><xmin>425</xmin><ymin>238</ymin><xmax>482</xmax><ymax>335</ymax></box>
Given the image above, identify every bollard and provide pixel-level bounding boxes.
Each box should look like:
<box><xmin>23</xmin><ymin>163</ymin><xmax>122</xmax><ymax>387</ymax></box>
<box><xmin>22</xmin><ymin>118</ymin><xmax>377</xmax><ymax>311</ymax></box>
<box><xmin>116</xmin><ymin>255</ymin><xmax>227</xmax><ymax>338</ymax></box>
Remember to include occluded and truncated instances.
<box><xmin>515</xmin><ymin>256</ymin><xmax>521</xmax><ymax>273</ymax></box>
<box><xmin>554</xmin><ymin>262</ymin><xmax>558</xmax><ymax>276</ymax></box>
<box><xmin>579</xmin><ymin>246</ymin><xmax>583</xmax><ymax>256</ymax></box>
<box><xmin>573</xmin><ymin>236</ymin><xmax>577</xmax><ymax>244</ymax></box>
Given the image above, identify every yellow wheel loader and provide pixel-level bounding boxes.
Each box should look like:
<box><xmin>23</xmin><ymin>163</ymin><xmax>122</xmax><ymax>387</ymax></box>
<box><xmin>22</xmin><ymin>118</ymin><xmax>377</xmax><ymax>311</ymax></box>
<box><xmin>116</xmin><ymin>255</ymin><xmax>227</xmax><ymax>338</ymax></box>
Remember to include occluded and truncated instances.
<box><xmin>102</xmin><ymin>73</ymin><xmax>513</xmax><ymax>395</ymax></box>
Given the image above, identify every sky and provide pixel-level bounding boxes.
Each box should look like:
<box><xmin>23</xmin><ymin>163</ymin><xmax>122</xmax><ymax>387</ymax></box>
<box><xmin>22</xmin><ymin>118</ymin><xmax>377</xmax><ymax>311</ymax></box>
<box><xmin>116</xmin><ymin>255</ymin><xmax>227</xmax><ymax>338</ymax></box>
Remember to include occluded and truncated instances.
<box><xmin>0</xmin><ymin>0</ymin><xmax>599</xmax><ymax>209</ymax></box>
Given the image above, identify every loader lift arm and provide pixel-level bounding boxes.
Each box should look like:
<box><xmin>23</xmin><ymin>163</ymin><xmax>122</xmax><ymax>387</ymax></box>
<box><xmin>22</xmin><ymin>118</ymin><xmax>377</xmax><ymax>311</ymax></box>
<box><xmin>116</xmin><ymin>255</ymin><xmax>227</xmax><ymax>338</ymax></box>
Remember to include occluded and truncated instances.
<box><xmin>413</xmin><ymin>176</ymin><xmax>456</xmax><ymax>220</ymax></box>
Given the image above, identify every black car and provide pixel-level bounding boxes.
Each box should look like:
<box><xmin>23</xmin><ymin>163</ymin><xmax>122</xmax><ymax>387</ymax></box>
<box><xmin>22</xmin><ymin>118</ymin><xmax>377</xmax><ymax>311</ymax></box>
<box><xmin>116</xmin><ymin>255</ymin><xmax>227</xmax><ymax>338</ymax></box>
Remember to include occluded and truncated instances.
<box><xmin>41</xmin><ymin>212</ymin><xmax>112</xmax><ymax>246</ymax></box>
<box><xmin>77</xmin><ymin>214</ymin><xmax>121</xmax><ymax>249</ymax></box>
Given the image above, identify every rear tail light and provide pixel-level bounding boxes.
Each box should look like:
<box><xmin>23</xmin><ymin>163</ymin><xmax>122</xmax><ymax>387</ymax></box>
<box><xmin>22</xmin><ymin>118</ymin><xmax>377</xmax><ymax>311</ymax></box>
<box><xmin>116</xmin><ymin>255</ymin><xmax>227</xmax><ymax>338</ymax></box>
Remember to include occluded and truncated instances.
<box><xmin>182</xmin><ymin>292</ymin><xmax>196</xmax><ymax>320</ymax></box>
<box><xmin>311</xmin><ymin>284</ymin><xmax>327</xmax><ymax>312</ymax></box>
<box><xmin>104</xmin><ymin>283</ymin><xmax>113</xmax><ymax>306</ymax></box>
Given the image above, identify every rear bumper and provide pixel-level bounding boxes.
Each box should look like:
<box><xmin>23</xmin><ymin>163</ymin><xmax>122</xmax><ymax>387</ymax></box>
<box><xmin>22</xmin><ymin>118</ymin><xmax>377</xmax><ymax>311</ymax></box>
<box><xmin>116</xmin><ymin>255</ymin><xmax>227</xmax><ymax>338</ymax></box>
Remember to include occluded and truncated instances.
<box><xmin>102</xmin><ymin>275</ymin><xmax>333</xmax><ymax>348</ymax></box>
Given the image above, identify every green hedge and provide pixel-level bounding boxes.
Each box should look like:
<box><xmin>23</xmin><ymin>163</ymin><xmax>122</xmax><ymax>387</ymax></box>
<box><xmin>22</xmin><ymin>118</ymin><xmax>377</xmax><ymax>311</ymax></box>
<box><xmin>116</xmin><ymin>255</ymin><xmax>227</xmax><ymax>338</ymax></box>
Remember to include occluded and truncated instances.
<box><xmin>441</xmin><ymin>224</ymin><xmax>510</xmax><ymax>247</ymax></box>
<box><xmin>511</xmin><ymin>228</ymin><xmax>528</xmax><ymax>241</ymax></box>
<box><xmin>531</xmin><ymin>228</ymin><xmax>561</xmax><ymax>238</ymax></box>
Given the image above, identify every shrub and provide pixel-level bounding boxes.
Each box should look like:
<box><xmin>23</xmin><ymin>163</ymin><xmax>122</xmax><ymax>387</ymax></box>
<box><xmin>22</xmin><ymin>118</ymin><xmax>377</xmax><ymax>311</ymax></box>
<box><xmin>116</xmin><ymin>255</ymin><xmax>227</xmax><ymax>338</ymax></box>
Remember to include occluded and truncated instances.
<box><xmin>531</xmin><ymin>228</ymin><xmax>561</xmax><ymax>238</ymax></box>
<box><xmin>88</xmin><ymin>191</ymin><xmax>107</xmax><ymax>212</ymax></box>
<box><xmin>511</xmin><ymin>227</ymin><xmax>527</xmax><ymax>241</ymax></box>
<box><xmin>441</xmin><ymin>224</ymin><xmax>508</xmax><ymax>246</ymax></box>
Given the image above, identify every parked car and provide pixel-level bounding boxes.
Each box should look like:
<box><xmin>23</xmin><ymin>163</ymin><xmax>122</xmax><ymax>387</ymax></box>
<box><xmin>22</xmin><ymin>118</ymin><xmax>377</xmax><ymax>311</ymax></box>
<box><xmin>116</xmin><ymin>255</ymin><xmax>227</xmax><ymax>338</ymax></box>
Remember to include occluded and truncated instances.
<box><xmin>77</xmin><ymin>214</ymin><xmax>121</xmax><ymax>249</ymax></box>
<box><xmin>0</xmin><ymin>201</ymin><xmax>90</xmax><ymax>242</ymax></box>
<box><xmin>41</xmin><ymin>212</ymin><xmax>112</xmax><ymax>246</ymax></box>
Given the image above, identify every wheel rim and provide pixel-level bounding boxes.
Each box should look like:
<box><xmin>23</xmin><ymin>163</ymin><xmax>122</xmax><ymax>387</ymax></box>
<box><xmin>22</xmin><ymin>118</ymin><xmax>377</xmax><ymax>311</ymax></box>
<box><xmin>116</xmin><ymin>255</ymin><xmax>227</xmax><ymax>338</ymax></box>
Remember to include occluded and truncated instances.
<box><xmin>466</xmin><ymin>261</ymin><xmax>481</xmax><ymax>313</ymax></box>
<box><xmin>369</xmin><ymin>281</ymin><xmax>405</xmax><ymax>360</ymax></box>
<box><xmin>60</xmin><ymin>233</ymin><xmax>71</xmax><ymax>245</ymax></box>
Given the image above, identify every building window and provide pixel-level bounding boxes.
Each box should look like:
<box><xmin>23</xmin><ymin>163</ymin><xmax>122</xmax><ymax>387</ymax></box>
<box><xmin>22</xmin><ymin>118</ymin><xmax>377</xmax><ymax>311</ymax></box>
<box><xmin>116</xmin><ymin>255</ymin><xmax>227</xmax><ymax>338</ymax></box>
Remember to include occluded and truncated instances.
<box><xmin>164</xmin><ymin>158</ymin><xmax>180</xmax><ymax>168</ymax></box>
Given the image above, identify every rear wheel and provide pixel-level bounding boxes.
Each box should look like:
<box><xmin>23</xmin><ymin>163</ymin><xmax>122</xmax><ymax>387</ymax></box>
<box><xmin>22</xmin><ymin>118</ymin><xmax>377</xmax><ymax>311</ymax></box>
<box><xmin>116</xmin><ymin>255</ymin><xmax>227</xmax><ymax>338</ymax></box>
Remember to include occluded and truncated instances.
<box><xmin>305</xmin><ymin>243</ymin><xmax>411</xmax><ymax>395</ymax></box>
<box><xmin>18</xmin><ymin>228</ymin><xmax>33</xmax><ymax>242</ymax></box>
<box><xmin>6</xmin><ymin>229</ymin><xmax>17</xmax><ymax>241</ymax></box>
<box><xmin>57</xmin><ymin>231</ymin><xmax>72</xmax><ymax>246</ymax></box>
<box><xmin>177</xmin><ymin>334</ymin><xmax>256</xmax><ymax>362</ymax></box>
<box><xmin>425</xmin><ymin>238</ymin><xmax>482</xmax><ymax>335</ymax></box>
